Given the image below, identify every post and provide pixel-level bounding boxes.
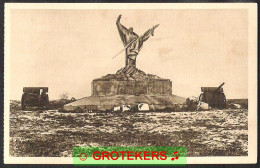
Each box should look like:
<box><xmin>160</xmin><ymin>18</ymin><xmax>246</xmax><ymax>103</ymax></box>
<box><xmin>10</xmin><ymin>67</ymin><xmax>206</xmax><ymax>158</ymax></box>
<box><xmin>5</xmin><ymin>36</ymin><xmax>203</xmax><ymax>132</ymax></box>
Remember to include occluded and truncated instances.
<box><xmin>125</xmin><ymin>49</ymin><xmax>128</xmax><ymax>67</ymax></box>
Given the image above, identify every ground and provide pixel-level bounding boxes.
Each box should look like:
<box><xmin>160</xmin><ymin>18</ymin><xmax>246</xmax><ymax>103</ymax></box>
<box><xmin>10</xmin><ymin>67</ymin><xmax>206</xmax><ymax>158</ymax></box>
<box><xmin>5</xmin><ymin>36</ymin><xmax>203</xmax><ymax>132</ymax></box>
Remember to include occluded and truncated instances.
<box><xmin>9</xmin><ymin>101</ymin><xmax>248</xmax><ymax>157</ymax></box>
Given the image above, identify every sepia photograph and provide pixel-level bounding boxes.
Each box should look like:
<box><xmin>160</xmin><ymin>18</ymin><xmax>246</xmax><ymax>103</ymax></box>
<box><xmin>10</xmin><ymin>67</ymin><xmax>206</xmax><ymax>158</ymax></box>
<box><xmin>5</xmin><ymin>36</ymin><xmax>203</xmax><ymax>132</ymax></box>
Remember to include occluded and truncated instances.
<box><xmin>4</xmin><ymin>3</ymin><xmax>257</xmax><ymax>164</ymax></box>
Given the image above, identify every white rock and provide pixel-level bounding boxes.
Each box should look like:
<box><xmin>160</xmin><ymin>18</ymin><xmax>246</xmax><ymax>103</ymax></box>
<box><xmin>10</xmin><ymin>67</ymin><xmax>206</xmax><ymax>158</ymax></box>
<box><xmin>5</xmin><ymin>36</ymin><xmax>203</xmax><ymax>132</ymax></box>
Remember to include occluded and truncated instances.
<box><xmin>138</xmin><ymin>103</ymin><xmax>150</xmax><ymax>111</ymax></box>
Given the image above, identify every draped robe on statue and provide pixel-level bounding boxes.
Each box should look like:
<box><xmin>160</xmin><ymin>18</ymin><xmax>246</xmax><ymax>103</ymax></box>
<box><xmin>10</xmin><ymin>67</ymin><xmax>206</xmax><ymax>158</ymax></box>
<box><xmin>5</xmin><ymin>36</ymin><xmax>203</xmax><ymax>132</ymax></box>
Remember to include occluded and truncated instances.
<box><xmin>116</xmin><ymin>20</ymin><xmax>156</xmax><ymax>67</ymax></box>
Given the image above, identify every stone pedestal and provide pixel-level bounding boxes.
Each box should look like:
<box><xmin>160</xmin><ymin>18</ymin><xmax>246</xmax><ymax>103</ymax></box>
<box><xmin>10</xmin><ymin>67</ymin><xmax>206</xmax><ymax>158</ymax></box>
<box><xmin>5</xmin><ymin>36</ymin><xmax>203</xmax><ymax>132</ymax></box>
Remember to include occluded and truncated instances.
<box><xmin>91</xmin><ymin>66</ymin><xmax>172</xmax><ymax>96</ymax></box>
<box><xmin>92</xmin><ymin>79</ymin><xmax>172</xmax><ymax>96</ymax></box>
<box><xmin>63</xmin><ymin>66</ymin><xmax>180</xmax><ymax>112</ymax></box>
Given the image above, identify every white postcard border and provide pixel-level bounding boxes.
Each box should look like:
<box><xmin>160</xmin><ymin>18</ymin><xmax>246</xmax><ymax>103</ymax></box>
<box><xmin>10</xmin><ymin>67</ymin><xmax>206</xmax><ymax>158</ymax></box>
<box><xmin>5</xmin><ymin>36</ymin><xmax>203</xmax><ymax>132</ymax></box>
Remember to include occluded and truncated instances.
<box><xmin>4</xmin><ymin>3</ymin><xmax>257</xmax><ymax>164</ymax></box>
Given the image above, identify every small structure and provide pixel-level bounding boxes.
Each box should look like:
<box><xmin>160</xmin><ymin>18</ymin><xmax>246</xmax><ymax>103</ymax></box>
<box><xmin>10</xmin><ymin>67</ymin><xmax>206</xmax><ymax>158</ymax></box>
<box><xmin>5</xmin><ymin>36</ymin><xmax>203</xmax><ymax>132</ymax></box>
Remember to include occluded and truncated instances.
<box><xmin>122</xmin><ymin>105</ymin><xmax>131</xmax><ymax>112</ymax></box>
<box><xmin>137</xmin><ymin>103</ymin><xmax>150</xmax><ymax>111</ymax></box>
<box><xmin>21</xmin><ymin>87</ymin><xmax>49</xmax><ymax>110</ymax></box>
<box><xmin>197</xmin><ymin>101</ymin><xmax>209</xmax><ymax>111</ymax></box>
<box><xmin>199</xmin><ymin>82</ymin><xmax>226</xmax><ymax>109</ymax></box>
<box><xmin>113</xmin><ymin>106</ymin><xmax>121</xmax><ymax>112</ymax></box>
<box><xmin>113</xmin><ymin>105</ymin><xmax>131</xmax><ymax>112</ymax></box>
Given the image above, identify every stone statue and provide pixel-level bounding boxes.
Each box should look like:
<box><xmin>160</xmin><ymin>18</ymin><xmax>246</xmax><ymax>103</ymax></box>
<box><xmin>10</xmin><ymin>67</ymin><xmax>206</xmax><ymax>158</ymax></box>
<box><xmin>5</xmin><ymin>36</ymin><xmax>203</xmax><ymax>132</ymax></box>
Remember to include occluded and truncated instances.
<box><xmin>116</xmin><ymin>15</ymin><xmax>159</xmax><ymax>67</ymax></box>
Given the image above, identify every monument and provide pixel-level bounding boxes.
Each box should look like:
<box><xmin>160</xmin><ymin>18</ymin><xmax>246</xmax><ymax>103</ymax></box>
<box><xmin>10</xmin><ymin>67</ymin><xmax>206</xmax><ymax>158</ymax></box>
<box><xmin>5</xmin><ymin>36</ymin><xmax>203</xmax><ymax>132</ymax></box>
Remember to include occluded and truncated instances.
<box><xmin>64</xmin><ymin>15</ymin><xmax>185</xmax><ymax>112</ymax></box>
<box><xmin>116</xmin><ymin>14</ymin><xmax>159</xmax><ymax>67</ymax></box>
<box><xmin>92</xmin><ymin>15</ymin><xmax>172</xmax><ymax>96</ymax></box>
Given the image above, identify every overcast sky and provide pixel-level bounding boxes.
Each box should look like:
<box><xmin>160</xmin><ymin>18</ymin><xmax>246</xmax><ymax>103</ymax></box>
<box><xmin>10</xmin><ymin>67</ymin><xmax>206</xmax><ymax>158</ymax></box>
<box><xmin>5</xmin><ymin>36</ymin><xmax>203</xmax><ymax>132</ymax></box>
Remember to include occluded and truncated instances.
<box><xmin>10</xmin><ymin>9</ymin><xmax>248</xmax><ymax>100</ymax></box>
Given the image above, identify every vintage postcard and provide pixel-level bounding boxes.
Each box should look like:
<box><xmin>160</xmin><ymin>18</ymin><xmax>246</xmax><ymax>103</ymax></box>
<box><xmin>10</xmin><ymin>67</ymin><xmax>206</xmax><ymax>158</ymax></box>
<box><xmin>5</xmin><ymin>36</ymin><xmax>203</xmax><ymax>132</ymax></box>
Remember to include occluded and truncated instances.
<box><xmin>4</xmin><ymin>3</ymin><xmax>257</xmax><ymax>165</ymax></box>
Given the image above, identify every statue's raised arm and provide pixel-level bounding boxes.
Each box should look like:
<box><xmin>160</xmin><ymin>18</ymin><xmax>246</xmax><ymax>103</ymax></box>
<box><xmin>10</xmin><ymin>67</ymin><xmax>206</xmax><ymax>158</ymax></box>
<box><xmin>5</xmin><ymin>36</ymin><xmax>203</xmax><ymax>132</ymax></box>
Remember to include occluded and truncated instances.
<box><xmin>116</xmin><ymin>15</ymin><xmax>130</xmax><ymax>46</ymax></box>
<box><xmin>140</xmin><ymin>24</ymin><xmax>159</xmax><ymax>43</ymax></box>
<box><xmin>116</xmin><ymin>15</ymin><xmax>128</xmax><ymax>34</ymax></box>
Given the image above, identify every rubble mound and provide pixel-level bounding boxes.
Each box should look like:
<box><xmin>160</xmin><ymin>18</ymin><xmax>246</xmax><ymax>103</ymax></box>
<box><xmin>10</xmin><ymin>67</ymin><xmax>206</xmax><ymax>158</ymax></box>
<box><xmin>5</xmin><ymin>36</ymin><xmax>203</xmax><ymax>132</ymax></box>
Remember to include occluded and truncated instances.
<box><xmin>94</xmin><ymin>66</ymin><xmax>163</xmax><ymax>81</ymax></box>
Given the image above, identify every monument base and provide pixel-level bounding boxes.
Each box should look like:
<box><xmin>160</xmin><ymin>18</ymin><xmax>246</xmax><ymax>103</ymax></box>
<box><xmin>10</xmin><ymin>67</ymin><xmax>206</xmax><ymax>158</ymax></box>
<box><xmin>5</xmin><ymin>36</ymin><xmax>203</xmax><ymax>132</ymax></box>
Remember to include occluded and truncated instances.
<box><xmin>92</xmin><ymin>66</ymin><xmax>172</xmax><ymax>96</ymax></box>
<box><xmin>63</xmin><ymin>66</ymin><xmax>183</xmax><ymax>112</ymax></box>
<box><xmin>63</xmin><ymin>94</ymin><xmax>186</xmax><ymax>112</ymax></box>
<box><xmin>92</xmin><ymin>80</ymin><xmax>172</xmax><ymax>96</ymax></box>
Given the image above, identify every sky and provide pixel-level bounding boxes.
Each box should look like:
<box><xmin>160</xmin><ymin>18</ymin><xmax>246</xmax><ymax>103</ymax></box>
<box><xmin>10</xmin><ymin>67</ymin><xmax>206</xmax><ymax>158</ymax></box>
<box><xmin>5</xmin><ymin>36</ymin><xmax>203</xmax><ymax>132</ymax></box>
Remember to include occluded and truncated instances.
<box><xmin>9</xmin><ymin>9</ymin><xmax>248</xmax><ymax>100</ymax></box>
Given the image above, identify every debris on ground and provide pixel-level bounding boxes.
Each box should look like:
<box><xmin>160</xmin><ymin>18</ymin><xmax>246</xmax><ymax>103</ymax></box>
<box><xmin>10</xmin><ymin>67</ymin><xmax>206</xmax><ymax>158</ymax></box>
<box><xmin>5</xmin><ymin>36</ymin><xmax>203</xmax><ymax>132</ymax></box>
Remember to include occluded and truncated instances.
<box><xmin>229</xmin><ymin>103</ymin><xmax>242</xmax><ymax>109</ymax></box>
<box><xmin>197</xmin><ymin>101</ymin><xmax>209</xmax><ymax>111</ymax></box>
<box><xmin>186</xmin><ymin>96</ymin><xmax>199</xmax><ymax>111</ymax></box>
